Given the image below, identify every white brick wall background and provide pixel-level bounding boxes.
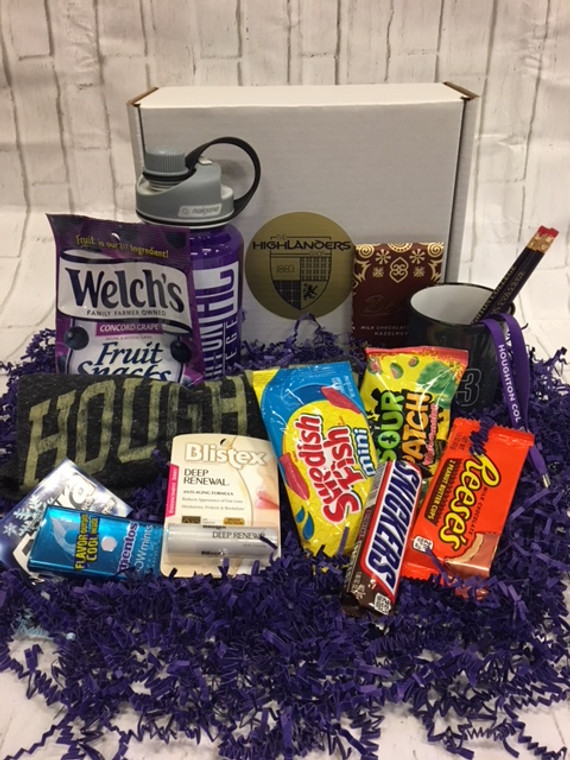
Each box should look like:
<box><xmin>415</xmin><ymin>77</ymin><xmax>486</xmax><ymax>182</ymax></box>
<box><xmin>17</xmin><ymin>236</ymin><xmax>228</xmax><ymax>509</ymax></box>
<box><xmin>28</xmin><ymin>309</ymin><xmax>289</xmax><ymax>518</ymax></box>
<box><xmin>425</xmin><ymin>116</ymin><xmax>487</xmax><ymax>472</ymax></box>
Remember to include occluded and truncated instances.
<box><xmin>0</xmin><ymin>2</ymin><xmax>569</xmax><ymax>756</ymax></box>
<box><xmin>1</xmin><ymin>0</ymin><xmax>569</xmax><ymax>382</ymax></box>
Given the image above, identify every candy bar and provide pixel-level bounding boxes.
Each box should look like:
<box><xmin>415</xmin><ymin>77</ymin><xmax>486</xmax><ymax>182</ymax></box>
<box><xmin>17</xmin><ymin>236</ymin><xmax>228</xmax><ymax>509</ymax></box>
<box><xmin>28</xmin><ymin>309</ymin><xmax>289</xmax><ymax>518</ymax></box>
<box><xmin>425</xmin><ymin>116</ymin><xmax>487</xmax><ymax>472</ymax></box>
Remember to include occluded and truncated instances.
<box><xmin>343</xmin><ymin>459</ymin><xmax>423</xmax><ymax>615</ymax></box>
<box><xmin>401</xmin><ymin>418</ymin><xmax>534</xmax><ymax>583</ymax></box>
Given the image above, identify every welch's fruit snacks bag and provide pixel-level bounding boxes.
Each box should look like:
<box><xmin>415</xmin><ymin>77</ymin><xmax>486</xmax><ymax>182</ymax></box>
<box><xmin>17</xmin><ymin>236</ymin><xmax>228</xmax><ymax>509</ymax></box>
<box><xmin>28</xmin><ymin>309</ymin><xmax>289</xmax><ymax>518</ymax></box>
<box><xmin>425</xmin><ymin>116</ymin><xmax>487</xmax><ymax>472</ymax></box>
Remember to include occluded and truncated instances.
<box><xmin>48</xmin><ymin>215</ymin><xmax>204</xmax><ymax>387</ymax></box>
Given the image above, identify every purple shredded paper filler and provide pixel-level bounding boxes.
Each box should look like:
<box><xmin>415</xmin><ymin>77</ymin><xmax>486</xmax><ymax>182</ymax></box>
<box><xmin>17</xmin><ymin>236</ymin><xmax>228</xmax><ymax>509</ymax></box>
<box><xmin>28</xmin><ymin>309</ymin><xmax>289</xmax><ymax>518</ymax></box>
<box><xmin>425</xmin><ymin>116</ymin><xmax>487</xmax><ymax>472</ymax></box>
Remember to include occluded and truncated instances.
<box><xmin>0</xmin><ymin>328</ymin><xmax>569</xmax><ymax>760</ymax></box>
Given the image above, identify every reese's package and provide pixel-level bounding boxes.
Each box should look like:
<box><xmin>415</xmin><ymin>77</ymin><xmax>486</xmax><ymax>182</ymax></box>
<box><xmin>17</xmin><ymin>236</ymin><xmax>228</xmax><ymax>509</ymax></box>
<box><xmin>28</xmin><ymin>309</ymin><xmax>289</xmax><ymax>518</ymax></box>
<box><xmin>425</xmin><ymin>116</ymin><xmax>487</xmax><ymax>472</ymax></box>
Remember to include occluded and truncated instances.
<box><xmin>48</xmin><ymin>214</ymin><xmax>204</xmax><ymax>387</ymax></box>
<box><xmin>253</xmin><ymin>362</ymin><xmax>378</xmax><ymax>557</ymax></box>
<box><xmin>401</xmin><ymin>417</ymin><xmax>534</xmax><ymax>583</ymax></box>
<box><xmin>360</xmin><ymin>346</ymin><xmax>468</xmax><ymax>477</ymax></box>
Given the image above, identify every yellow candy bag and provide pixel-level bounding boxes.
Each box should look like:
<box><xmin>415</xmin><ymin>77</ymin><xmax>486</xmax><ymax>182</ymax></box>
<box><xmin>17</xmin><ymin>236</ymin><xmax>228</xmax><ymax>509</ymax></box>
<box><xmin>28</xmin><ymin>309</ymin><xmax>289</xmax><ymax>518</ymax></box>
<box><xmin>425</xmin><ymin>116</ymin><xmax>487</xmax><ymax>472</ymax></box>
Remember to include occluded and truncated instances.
<box><xmin>360</xmin><ymin>346</ymin><xmax>468</xmax><ymax>477</ymax></box>
<box><xmin>253</xmin><ymin>362</ymin><xmax>377</xmax><ymax>557</ymax></box>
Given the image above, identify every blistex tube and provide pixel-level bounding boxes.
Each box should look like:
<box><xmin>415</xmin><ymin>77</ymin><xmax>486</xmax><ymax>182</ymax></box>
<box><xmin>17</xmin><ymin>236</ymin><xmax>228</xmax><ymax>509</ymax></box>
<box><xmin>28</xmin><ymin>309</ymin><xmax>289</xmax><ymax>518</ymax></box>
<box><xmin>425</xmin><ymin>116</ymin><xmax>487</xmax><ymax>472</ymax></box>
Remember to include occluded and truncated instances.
<box><xmin>165</xmin><ymin>523</ymin><xmax>278</xmax><ymax>558</ymax></box>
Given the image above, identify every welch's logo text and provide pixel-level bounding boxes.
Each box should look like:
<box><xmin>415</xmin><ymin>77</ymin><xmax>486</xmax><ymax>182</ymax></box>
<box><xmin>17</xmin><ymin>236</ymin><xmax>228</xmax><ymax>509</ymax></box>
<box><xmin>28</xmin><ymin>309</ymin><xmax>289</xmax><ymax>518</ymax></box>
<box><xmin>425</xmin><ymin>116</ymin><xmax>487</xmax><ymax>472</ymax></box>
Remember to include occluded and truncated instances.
<box><xmin>58</xmin><ymin>252</ymin><xmax>191</xmax><ymax>329</ymax></box>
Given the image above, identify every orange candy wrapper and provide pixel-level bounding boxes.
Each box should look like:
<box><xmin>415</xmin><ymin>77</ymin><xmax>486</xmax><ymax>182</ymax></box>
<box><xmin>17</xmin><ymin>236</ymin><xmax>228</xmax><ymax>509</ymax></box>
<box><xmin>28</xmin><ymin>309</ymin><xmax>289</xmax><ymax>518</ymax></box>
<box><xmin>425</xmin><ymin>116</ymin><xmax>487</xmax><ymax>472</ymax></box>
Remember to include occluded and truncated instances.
<box><xmin>401</xmin><ymin>417</ymin><xmax>534</xmax><ymax>583</ymax></box>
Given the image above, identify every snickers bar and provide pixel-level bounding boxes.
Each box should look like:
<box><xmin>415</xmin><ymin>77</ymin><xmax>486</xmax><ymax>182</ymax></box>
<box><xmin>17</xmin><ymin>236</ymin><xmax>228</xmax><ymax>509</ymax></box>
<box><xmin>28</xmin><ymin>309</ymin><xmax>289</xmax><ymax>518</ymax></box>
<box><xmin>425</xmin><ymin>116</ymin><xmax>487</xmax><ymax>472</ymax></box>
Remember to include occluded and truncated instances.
<box><xmin>343</xmin><ymin>459</ymin><xmax>422</xmax><ymax>615</ymax></box>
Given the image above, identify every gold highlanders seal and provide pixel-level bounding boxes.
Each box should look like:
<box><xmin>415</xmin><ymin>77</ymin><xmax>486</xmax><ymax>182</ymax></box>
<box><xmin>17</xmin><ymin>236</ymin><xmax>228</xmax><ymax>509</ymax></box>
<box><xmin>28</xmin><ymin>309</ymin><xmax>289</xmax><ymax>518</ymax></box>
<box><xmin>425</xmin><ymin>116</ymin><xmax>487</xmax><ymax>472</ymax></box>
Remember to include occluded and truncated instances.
<box><xmin>245</xmin><ymin>212</ymin><xmax>354</xmax><ymax>319</ymax></box>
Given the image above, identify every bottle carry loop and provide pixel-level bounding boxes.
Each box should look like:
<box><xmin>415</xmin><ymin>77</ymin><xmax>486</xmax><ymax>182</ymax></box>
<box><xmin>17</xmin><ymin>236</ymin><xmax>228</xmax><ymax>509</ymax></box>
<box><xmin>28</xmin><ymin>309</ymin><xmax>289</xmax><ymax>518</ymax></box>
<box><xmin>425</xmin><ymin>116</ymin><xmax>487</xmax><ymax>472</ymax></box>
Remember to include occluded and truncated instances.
<box><xmin>481</xmin><ymin>313</ymin><xmax>550</xmax><ymax>488</ymax></box>
<box><xmin>184</xmin><ymin>137</ymin><xmax>262</xmax><ymax>220</ymax></box>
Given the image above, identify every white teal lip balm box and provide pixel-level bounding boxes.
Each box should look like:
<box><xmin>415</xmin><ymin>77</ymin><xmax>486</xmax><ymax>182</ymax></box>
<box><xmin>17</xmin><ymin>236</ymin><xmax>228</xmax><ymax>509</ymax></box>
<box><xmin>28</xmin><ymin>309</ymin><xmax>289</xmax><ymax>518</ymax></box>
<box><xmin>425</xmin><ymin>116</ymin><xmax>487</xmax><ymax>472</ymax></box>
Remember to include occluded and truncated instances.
<box><xmin>28</xmin><ymin>506</ymin><xmax>163</xmax><ymax>579</ymax></box>
<box><xmin>0</xmin><ymin>458</ymin><xmax>132</xmax><ymax>575</ymax></box>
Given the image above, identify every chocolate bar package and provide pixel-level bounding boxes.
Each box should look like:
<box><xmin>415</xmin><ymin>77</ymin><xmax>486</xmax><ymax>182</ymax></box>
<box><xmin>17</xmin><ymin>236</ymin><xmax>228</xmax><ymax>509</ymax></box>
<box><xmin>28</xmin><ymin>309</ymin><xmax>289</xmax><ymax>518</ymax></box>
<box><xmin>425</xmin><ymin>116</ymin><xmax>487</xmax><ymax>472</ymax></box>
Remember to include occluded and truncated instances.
<box><xmin>352</xmin><ymin>242</ymin><xmax>444</xmax><ymax>348</ymax></box>
<box><xmin>401</xmin><ymin>418</ymin><xmax>534</xmax><ymax>583</ymax></box>
<box><xmin>343</xmin><ymin>459</ymin><xmax>422</xmax><ymax>615</ymax></box>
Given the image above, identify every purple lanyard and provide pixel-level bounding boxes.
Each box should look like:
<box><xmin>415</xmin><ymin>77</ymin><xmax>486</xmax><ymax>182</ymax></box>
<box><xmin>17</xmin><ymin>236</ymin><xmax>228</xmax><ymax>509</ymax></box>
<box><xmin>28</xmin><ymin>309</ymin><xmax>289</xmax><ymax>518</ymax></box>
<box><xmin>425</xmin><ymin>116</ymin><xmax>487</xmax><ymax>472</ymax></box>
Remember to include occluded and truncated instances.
<box><xmin>481</xmin><ymin>314</ymin><xmax>550</xmax><ymax>488</ymax></box>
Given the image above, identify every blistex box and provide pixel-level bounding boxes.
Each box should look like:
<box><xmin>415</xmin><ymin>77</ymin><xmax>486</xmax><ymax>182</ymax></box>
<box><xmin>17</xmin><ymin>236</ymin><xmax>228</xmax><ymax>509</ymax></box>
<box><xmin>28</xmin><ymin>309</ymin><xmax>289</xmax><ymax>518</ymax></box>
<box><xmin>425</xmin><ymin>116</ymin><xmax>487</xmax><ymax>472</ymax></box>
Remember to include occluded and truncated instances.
<box><xmin>162</xmin><ymin>433</ymin><xmax>280</xmax><ymax>577</ymax></box>
<box><xmin>28</xmin><ymin>506</ymin><xmax>163</xmax><ymax>579</ymax></box>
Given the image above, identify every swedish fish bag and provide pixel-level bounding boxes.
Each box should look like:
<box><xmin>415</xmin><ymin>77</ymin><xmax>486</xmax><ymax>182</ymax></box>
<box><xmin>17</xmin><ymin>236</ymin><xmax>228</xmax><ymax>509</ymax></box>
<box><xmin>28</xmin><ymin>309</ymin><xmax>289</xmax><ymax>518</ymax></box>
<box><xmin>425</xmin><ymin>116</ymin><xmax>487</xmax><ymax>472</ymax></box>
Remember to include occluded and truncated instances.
<box><xmin>253</xmin><ymin>362</ymin><xmax>377</xmax><ymax>557</ymax></box>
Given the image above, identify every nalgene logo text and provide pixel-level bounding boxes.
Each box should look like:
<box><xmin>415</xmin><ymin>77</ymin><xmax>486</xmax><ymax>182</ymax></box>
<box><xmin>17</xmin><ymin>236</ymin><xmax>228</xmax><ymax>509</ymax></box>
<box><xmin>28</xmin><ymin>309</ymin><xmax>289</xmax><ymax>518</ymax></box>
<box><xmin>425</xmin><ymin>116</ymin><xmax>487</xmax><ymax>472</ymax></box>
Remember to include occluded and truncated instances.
<box><xmin>178</xmin><ymin>203</ymin><xmax>223</xmax><ymax>219</ymax></box>
<box><xmin>363</xmin><ymin>462</ymin><xmax>421</xmax><ymax>596</ymax></box>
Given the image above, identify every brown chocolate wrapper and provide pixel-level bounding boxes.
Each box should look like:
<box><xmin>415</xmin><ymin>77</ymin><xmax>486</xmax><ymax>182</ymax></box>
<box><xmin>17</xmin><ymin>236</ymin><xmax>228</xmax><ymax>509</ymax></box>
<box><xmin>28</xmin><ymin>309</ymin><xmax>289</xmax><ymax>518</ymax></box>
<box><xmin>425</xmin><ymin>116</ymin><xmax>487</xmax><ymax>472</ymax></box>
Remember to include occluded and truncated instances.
<box><xmin>343</xmin><ymin>459</ymin><xmax>423</xmax><ymax>616</ymax></box>
<box><xmin>352</xmin><ymin>242</ymin><xmax>444</xmax><ymax>348</ymax></box>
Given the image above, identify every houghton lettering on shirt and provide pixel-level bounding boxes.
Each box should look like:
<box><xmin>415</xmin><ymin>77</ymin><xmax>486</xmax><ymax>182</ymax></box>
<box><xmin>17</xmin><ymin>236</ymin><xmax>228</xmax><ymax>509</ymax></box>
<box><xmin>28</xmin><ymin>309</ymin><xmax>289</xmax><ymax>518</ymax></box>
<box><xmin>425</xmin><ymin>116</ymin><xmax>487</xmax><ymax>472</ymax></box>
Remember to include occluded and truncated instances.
<box><xmin>22</xmin><ymin>376</ymin><xmax>253</xmax><ymax>491</ymax></box>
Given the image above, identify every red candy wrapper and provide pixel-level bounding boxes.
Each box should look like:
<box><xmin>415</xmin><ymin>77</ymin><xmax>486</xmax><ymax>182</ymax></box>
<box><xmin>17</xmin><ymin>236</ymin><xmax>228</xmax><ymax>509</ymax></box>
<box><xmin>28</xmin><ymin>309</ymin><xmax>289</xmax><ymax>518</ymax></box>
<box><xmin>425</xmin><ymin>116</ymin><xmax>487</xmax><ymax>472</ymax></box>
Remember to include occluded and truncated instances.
<box><xmin>343</xmin><ymin>459</ymin><xmax>423</xmax><ymax>615</ymax></box>
<box><xmin>401</xmin><ymin>418</ymin><xmax>534</xmax><ymax>583</ymax></box>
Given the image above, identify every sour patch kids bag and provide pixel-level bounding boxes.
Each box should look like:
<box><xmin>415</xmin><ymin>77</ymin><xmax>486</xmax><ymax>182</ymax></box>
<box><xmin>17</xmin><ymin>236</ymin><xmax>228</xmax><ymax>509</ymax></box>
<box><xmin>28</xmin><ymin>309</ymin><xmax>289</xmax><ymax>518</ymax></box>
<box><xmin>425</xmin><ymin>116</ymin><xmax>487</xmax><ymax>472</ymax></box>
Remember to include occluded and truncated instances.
<box><xmin>49</xmin><ymin>215</ymin><xmax>204</xmax><ymax>386</ymax></box>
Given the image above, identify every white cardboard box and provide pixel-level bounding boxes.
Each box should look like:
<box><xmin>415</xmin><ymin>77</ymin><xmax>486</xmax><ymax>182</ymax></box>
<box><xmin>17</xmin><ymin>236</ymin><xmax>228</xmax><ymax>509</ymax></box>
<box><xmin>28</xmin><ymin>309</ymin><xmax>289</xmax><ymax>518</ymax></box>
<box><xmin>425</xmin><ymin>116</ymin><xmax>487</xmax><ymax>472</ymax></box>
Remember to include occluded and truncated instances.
<box><xmin>127</xmin><ymin>83</ymin><xmax>478</xmax><ymax>345</ymax></box>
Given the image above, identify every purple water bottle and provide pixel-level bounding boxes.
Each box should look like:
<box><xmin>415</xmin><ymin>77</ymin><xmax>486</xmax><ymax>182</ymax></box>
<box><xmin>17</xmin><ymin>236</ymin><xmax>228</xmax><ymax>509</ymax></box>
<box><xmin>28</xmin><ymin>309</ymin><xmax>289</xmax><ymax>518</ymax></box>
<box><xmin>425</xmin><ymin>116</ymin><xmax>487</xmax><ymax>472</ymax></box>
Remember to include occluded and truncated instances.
<box><xmin>135</xmin><ymin>137</ymin><xmax>261</xmax><ymax>378</ymax></box>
